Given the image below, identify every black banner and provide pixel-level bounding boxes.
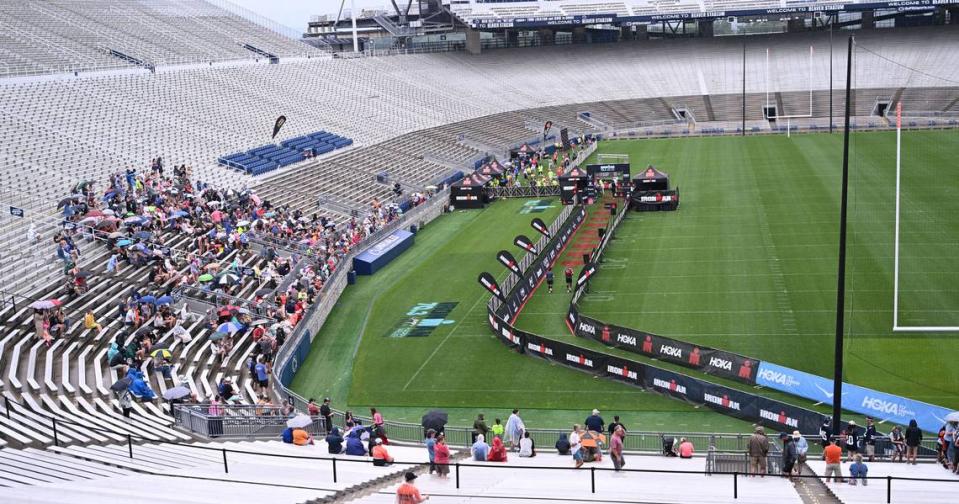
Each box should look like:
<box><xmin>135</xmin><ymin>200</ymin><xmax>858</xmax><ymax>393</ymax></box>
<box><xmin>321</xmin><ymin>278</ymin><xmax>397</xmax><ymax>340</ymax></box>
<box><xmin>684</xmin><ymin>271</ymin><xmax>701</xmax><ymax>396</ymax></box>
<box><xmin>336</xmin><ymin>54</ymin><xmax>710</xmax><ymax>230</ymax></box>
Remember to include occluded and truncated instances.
<box><xmin>514</xmin><ymin>234</ymin><xmax>538</xmax><ymax>255</ymax></box>
<box><xmin>530</xmin><ymin>218</ymin><xmax>551</xmax><ymax>239</ymax></box>
<box><xmin>560</xmin><ymin>128</ymin><xmax>570</xmax><ymax>150</ymax></box>
<box><xmin>572</xmin><ymin>312</ymin><xmax>758</xmax><ymax>384</ymax></box>
<box><xmin>272</xmin><ymin>115</ymin><xmax>287</xmax><ymax>139</ymax></box>
<box><xmin>477</xmin><ymin>272</ymin><xmax>505</xmax><ymax>302</ymax></box>
<box><xmin>496</xmin><ymin>250</ymin><xmax>522</xmax><ymax>277</ymax></box>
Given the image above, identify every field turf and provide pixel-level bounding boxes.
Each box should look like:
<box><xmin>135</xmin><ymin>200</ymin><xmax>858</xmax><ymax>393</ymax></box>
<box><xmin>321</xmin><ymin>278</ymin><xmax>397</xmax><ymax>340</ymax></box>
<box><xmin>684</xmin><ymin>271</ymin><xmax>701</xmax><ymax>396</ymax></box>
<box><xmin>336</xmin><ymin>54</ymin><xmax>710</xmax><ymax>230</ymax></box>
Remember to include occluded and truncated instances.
<box><xmin>519</xmin><ymin>131</ymin><xmax>959</xmax><ymax>411</ymax></box>
<box><xmin>291</xmin><ymin>197</ymin><xmax>755</xmax><ymax>431</ymax></box>
<box><xmin>292</xmin><ymin>129</ymin><xmax>958</xmax><ymax>433</ymax></box>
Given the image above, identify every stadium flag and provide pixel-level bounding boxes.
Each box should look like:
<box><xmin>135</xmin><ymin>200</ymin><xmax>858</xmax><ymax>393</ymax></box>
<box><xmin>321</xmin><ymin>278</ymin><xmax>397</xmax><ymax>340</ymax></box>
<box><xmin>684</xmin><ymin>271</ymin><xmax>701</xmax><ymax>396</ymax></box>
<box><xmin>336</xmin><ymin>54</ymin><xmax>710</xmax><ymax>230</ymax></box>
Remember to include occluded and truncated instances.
<box><xmin>530</xmin><ymin>218</ymin><xmax>551</xmax><ymax>239</ymax></box>
<box><xmin>496</xmin><ymin>250</ymin><xmax>522</xmax><ymax>277</ymax></box>
<box><xmin>560</xmin><ymin>128</ymin><xmax>571</xmax><ymax>150</ymax></box>
<box><xmin>514</xmin><ymin>234</ymin><xmax>538</xmax><ymax>255</ymax></box>
<box><xmin>576</xmin><ymin>262</ymin><xmax>596</xmax><ymax>288</ymax></box>
<box><xmin>272</xmin><ymin>115</ymin><xmax>287</xmax><ymax>139</ymax></box>
<box><xmin>478</xmin><ymin>272</ymin><xmax>506</xmax><ymax>302</ymax></box>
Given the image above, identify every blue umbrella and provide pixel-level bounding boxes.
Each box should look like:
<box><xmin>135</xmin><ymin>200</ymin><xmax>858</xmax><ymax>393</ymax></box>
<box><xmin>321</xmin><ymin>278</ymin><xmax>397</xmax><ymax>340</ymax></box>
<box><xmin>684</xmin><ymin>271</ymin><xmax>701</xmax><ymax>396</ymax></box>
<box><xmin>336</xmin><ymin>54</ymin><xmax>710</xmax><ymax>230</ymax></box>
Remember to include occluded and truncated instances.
<box><xmin>116</xmin><ymin>239</ymin><xmax>133</xmax><ymax>247</ymax></box>
<box><xmin>156</xmin><ymin>295</ymin><xmax>174</xmax><ymax>306</ymax></box>
<box><xmin>140</xmin><ymin>295</ymin><xmax>157</xmax><ymax>305</ymax></box>
<box><xmin>217</xmin><ymin>321</ymin><xmax>241</xmax><ymax>334</ymax></box>
<box><xmin>169</xmin><ymin>210</ymin><xmax>188</xmax><ymax>218</ymax></box>
<box><xmin>132</xmin><ymin>243</ymin><xmax>148</xmax><ymax>252</ymax></box>
<box><xmin>134</xmin><ymin>231</ymin><xmax>153</xmax><ymax>241</ymax></box>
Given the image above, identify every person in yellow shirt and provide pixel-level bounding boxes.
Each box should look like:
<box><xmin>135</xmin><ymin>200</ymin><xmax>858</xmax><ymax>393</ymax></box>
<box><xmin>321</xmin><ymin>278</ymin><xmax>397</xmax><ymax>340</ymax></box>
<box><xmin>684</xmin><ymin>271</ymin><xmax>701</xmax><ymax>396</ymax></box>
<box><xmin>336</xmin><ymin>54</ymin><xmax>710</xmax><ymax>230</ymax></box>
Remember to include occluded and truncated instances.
<box><xmin>83</xmin><ymin>310</ymin><xmax>103</xmax><ymax>335</ymax></box>
<box><xmin>491</xmin><ymin>418</ymin><xmax>505</xmax><ymax>439</ymax></box>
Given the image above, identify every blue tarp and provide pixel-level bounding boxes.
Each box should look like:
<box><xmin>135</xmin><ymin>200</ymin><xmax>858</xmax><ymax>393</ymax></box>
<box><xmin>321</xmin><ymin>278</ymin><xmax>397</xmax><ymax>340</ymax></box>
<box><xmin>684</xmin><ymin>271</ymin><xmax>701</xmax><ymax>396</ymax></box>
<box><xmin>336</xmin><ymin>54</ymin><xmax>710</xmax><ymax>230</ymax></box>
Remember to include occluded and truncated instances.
<box><xmin>353</xmin><ymin>229</ymin><xmax>415</xmax><ymax>275</ymax></box>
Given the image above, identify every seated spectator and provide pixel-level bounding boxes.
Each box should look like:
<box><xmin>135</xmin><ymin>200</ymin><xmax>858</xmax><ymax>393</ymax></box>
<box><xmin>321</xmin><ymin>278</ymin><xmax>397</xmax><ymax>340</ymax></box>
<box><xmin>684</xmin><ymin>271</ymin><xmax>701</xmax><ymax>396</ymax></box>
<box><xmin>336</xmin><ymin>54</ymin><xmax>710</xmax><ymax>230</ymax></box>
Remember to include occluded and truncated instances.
<box><xmin>555</xmin><ymin>433</ymin><xmax>571</xmax><ymax>455</ymax></box>
<box><xmin>281</xmin><ymin>427</ymin><xmax>294</xmax><ymax>444</ymax></box>
<box><xmin>83</xmin><ymin>310</ymin><xmax>103</xmax><ymax>335</ymax></box>
<box><xmin>326</xmin><ymin>427</ymin><xmax>343</xmax><ymax>455</ymax></box>
<box><xmin>345</xmin><ymin>430</ymin><xmax>367</xmax><ymax>456</ymax></box>
<box><xmin>471</xmin><ymin>434</ymin><xmax>490</xmax><ymax>461</ymax></box>
<box><xmin>849</xmin><ymin>454</ymin><xmax>868</xmax><ymax>485</ymax></box>
<box><xmin>678</xmin><ymin>438</ymin><xmax>695</xmax><ymax>459</ymax></box>
<box><xmin>372</xmin><ymin>438</ymin><xmax>393</xmax><ymax>466</ymax></box>
<box><xmin>519</xmin><ymin>431</ymin><xmax>536</xmax><ymax>457</ymax></box>
<box><xmin>488</xmin><ymin>436</ymin><xmax>508</xmax><ymax>462</ymax></box>
<box><xmin>292</xmin><ymin>427</ymin><xmax>313</xmax><ymax>446</ymax></box>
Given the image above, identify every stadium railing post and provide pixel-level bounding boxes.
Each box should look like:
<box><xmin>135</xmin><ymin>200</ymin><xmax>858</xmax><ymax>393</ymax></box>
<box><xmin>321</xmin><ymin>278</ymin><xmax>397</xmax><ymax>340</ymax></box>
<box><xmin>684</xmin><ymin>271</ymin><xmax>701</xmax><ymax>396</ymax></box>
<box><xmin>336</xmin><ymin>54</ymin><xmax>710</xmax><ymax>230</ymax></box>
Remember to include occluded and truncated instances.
<box><xmin>52</xmin><ymin>418</ymin><xmax>59</xmax><ymax>447</ymax></box>
<box><xmin>886</xmin><ymin>476</ymin><xmax>891</xmax><ymax>503</ymax></box>
<box><xmin>455</xmin><ymin>463</ymin><xmax>460</xmax><ymax>489</ymax></box>
<box><xmin>4</xmin><ymin>397</ymin><xmax>9</xmax><ymax>419</ymax></box>
<box><xmin>127</xmin><ymin>434</ymin><xmax>133</xmax><ymax>458</ymax></box>
<box><xmin>222</xmin><ymin>448</ymin><xmax>229</xmax><ymax>473</ymax></box>
<box><xmin>332</xmin><ymin>457</ymin><xmax>337</xmax><ymax>483</ymax></box>
<box><xmin>591</xmin><ymin>467</ymin><xmax>596</xmax><ymax>493</ymax></box>
<box><xmin>733</xmin><ymin>472</ymin><xmax>738</xmax><ymax>499</ymax></box>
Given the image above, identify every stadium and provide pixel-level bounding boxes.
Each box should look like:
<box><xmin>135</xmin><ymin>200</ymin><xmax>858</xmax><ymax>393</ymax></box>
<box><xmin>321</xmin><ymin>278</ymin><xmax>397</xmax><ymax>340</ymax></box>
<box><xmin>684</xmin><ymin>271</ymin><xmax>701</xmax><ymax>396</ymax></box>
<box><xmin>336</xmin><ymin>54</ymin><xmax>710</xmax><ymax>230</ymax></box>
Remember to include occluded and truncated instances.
<box><xmin>0</xmin><ymin>0</ymin><xmax>957</xmax><ymax>502</ymax></box>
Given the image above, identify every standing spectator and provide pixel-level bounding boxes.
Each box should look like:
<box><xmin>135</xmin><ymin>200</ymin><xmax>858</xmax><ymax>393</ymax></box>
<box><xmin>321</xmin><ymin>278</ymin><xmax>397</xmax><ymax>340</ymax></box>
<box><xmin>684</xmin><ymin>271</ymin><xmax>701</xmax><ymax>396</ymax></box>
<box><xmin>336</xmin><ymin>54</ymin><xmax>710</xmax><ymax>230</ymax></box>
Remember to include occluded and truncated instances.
<box><xmin>823</xmin><ymin>439</ymin><xmax>844</xmax><ymax>483</ymax></box>
<box><xmin>396</xmin><ymin>472</ymin><xmax>429</xmax><ymax>503</ymax></box>
<box><xmin>433</xmin><ymin>434</ymin><xmax>450</xmax><ymax>478</ymax></box>
<box><xmin>546</xmin><ymin>268</ymin><xmax>554</xmax><ymax>293</ymax></box>
<box><xmin>748</xmin><ymin>426</ymin><xmax>770</xmax><ymax>476</ymax></box>
<box><xmin>678</xmin><ymin>438</ymin><xmax>694</xmax><ymax>459</ymax></box>
<box><xmin>320</xmin><ymin>398</ymin><xmax>333</xmax><ymax>434</ymax></box>
<box><xmin>505</xmin><ymin>409</ymin><xmax>525</xmax><ymax>451</ymax></box>
<box><xmin>607</xmin><ymin>415</ymin><xmax>626</xmax><ymax>438</ymax></box>
<box><xmin>610</xmin><ymin>425</ymin><xmax>625</xmax><ymax>471</ymax></box>
<box><xmin>307</xmin><ymin>398</ymin><xmax>320</xmax><ymax>417</ymax></box>
<box><xmin>864</xmin><ymin>417</ymin><xmax>878</xmax><ymax>462</ymax></box>
<box><xmin>849</xmin><ymin>454</ymin><xmax>869</xmax><ymax>486</ymax></box>
<box><xmin>371</xmin><ymin>407</ymin><xmax>387</xmax><ymax>443</ymax></box>
<box><xmin>570</xmin><ymin>424</ymin><xmax>584</xmax><ymax>468</ymax></box>
<box><xmin>889</xmin><ymin>425</ymin><xmax>906</xmax><ymax>462</ymax></box>
<box><xmin>491</xmin><ymin>418</ymin><xmax>504</xmax><ymax>440</ymax></box>
<box><xmin>905</xmin><ymin>419</ymin><xmax>922</xmax><ymax>465</ymax></box>
<box><xmin>471</xmin><ymin>434</ymin><xmax>489</xmax><ymax>461</ymax></box>
<box><xmin>780</xmin><ymin>434</ymin><xmax>797</xmax><ymax>480</ymax></box>
<box><xmin>945</xmin><ymin>420</ymin><xmax>957</xmax><ymax>472</ymax></box>
<box><xmin>254</xmin><ymin>357</ymin><xmax>269</xmax><ymax>392</ymax></box>
<box><xmin>488</xmin><ymin>436</ymin><xmax>508</xmax><ymax>462</ymax></box>
<box><xmin>473</xmin><ymin>413</ymin><xmax>489</xmax><ymax>443</ymax></box>
<box><xmin>793</xmin><ymin>431</ymin><xmax>809</xmax><ymax>474</ymax></box>
<box><xmin>819</xmin><ymin>417</ymin><xmax>832</xmax><ymax>459</ymax></box>
<box><xmin>585</xmin><ymin>409</ymin><xmax>605</xmax><ymax>434</ymax></box>
<box><xmin>118</xmin><ymin>388</ymin><xmax>133</xmax><ymax>419</ymax></box>
<box><xmin>425</xmin><ymin>429</ymin><xmax>437</xmax><ymax>473</ymax></box>
<box><xmin>844</xmin><ymin>421</ymin><xmax>861</xmax><ymax>462</ymax></box>
<box><xmin>519</xmin><ymin>431</ymin><xmax>536</xmax><ymax>458</ymax></box>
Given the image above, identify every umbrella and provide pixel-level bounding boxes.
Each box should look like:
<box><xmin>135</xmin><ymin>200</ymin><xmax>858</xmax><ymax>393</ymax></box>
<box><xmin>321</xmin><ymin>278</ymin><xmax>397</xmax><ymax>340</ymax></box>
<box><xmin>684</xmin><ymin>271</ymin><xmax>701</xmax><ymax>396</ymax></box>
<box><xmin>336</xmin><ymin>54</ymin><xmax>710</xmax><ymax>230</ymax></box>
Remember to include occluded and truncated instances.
<box><xmin>134</xmin><ymin>231</ymin><xmax>153</xmax><ymax>241</ymax></box>
<box><xmin>286</xmin><ymin>413</ymin><xmax>313</xmax><ymax>428</ymax></box>
<box><xmin>217</xmin><ymin>321</ymin><xmax>241</xmax><ymax>334</ymax></box>
<box><xmin>116</xmin><ymin>239</ymin><xmax>133</xmax><ymax>248</ymax></box>
<box><xmin>236</xmin><ymin>307</ymin><xmax>251</xmax><ymax>315</ymax></box>
<box><xmin>421</xmin><ymin>410</ymin><xmax>448</xmax><ymax>433</ymax></box>
<box><xmin>139</xmin><ymin>295</ymin><xmax>157</xmax><ymax>305</ymax></box>
<box><xmin>169</xmin><ymin>210</ymin><xmax>188</xmax><ymax>218</ymax></box>
<box><xmin>237</xmin><ymin>220</ymin><xmax>250</xmax><ymax>228</ymax></box>
<box><xmin>946</xmin><ymin>411</ymin><xmax>959</xmax><ymax>422</ymax></box>
<box><xmin>208</xmin><ymin>201</ymin><xmax>223</xmax><ymax>208</ymax></box>
<box><xmin>254</xmin><ymin>288</ymin><xmax>272</xmax><ymax>298</ymax></box>
<box><xmin>123</xmin><ymin>216</ymin><xmax>145</xmax><ymax>224</ymax></box>
<box><xmin>209</xmin><ymin>331</ymin><xmax>229</xmax><ymax>342</ymax></box>
<box><xmin>84</xmin><ymin>209</ymin><xmax>106</xmax><ymax>218</ymax></box>
<box><xmin>198</xmin><ymin>274</ymin><xmax>214</xmax><ymax>283</ymax></box>
<box><xmin>77</xmin><ymin>216</ymin><xmax>100</xmax><ymax>226</ymax></box>
<box><xmin>249</xmin><ymin>319</ymin><xmax>271</xmax><ymax>327</ymax></box>
<box><xmin>110</xmin><ymin>376</ymin><xmax>133</xmax><ymax>392</ymax></box>
<box><xmin>103</xmin><ymin>209</ymin><xmax>116</xmax><ymax>216</ymax></box>
<box><xmin>150</xmin><ymin>348</ymin><xmax>172</xmax><ymax>360</ymax></box>
<box><xmin>107</xmin><ymin>231</ymin><xmax>124</xmax><ymax>239</ymax></box>
<box><xmin>156</xmin><ymin>295</ymin><xmax>174</xmax><ymax>306</ymax></box>
<box><xmin>57</xmin><ymin>197</ymin><xmax>79</xmax><ymax>209</ymax></box>
<box><xmin>29</xmin><ymin>299</ymin><xmax>62</xmax><ymax>310</ymax></box>
<box><xmin>73</xmin><ymin>271</ymin><xmax>91</xmax><ymax>279</ymax></box>
<box><xmin>218</xmin><ymin>308</ymin><xmax>231</xmax><ymax>318</ymax></box>
<box><xmin>218</xmin><ymin>273</ymin><xmax>239</xmax><ymax>285</ymax></box>
<box><xmin>163</xmin><ymin>385</ymin><xmax>191</xmax><ymax>401</ymax></box>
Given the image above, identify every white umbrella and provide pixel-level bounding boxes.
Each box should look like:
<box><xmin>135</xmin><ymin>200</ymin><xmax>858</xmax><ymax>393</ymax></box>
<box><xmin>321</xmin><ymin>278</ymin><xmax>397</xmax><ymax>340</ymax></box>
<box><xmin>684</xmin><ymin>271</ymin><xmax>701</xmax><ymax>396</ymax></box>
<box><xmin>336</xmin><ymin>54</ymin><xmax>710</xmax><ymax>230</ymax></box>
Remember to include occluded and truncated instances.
<box><xmin>286</xmin><ymin>413</ymin><xmax>313</xmax><ymax>428</ymax></box>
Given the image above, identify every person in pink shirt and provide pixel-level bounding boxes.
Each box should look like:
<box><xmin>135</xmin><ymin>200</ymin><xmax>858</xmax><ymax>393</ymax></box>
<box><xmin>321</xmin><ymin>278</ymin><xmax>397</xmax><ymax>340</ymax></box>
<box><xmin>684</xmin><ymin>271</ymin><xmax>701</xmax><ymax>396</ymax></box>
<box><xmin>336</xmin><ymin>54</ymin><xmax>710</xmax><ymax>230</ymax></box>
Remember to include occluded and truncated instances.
<box><xmin>679</xmin><ymin>438</ymin><xmax>694</xmax><ymax>459</ymax></box>
<box><xmin>610</xmin><ymin>425</ymin><xmax>626</xmax><ymax>471</ymax></box>
<box><xmin>371</xmin><ymin>407</ymin><xmax>388</xmax><ymax>444</ymax></box>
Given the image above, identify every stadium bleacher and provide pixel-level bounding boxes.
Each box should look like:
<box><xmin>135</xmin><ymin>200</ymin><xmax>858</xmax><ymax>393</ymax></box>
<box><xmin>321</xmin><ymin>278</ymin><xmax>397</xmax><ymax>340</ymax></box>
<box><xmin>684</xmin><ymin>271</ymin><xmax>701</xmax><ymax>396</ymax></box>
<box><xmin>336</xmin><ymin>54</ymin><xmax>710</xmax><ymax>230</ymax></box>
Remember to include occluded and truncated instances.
<box><xmin>0</xmin><ymin>3</ymin><xmax>958</xmax><ymax>502</ymax></box>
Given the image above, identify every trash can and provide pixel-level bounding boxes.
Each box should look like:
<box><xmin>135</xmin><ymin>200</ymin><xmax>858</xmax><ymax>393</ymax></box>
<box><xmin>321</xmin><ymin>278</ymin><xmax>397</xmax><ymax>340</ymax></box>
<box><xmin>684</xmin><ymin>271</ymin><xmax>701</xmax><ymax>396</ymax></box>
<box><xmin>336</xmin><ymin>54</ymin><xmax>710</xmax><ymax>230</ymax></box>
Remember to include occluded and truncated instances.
<box><xmin>347</xmin><ymin>270</ymin><xmax>357</xmax><ymax>285</ymax></box>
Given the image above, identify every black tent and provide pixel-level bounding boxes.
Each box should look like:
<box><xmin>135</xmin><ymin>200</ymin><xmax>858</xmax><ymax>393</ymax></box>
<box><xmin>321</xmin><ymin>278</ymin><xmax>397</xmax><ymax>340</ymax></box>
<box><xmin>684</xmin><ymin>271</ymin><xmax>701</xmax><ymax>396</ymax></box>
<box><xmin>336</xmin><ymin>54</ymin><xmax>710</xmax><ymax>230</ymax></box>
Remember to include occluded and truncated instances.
<box><xmin>633</xmin><ymin>165</ymin><xmax>669</xmax><ymax>192</ymax></box>
<box><xmin>450</xmin><ymin>173</ymin><xmax>490</xmax><ymax>209</ymax></box>
<box><xmin>558</xmin><ymin>166</ymin><xmax>590</xmax><ymax>205</ymax></box>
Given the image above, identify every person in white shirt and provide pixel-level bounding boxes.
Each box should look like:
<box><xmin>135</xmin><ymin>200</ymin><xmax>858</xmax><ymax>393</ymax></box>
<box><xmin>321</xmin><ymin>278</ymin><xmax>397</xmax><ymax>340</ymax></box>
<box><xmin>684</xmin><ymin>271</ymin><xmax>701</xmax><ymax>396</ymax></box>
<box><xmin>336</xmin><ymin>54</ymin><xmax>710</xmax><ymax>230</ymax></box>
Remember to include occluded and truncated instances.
<box><xmin>518</xmin><ymin>431</ymin><xmax>536</xmax><ymax>457</ymax></box>
<box><xmin>569</xmin><ymin>424</ymin><xmax>584</xmax><ymax>468</ymax></box>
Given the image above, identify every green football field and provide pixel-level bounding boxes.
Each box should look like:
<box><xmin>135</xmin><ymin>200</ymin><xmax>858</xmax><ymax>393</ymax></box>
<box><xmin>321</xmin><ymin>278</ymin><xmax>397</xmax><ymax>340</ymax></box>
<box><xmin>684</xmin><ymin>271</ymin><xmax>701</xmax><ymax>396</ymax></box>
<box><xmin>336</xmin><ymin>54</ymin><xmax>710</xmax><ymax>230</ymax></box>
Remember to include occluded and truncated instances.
<box><xmin>292</xmin><ymin>129</ymin><xmax>959</xmax><ymax>433</ymax></box>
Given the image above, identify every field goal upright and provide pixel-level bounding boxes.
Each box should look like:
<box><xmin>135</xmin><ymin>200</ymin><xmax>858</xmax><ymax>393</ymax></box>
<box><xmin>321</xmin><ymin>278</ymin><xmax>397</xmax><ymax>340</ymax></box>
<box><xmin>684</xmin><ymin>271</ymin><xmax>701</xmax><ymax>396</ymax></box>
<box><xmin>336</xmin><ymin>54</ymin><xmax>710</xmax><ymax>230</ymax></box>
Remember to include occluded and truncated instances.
<box><xmin>891</xmin><ymin>102</ymin><xmax>959</xmax><ymax>333</ymax></box>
